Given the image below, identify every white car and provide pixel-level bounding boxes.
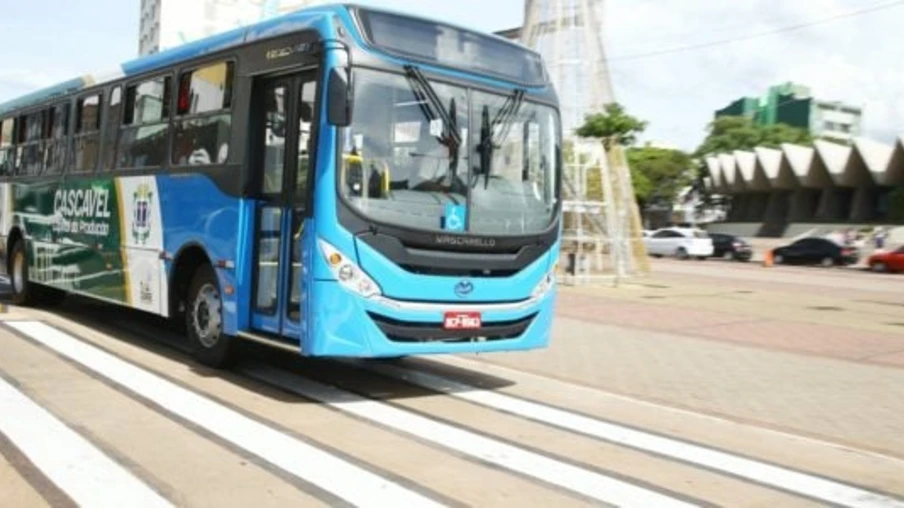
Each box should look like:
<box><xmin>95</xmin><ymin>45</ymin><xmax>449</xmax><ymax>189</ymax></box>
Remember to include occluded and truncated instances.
<box><xmin>644</xmin><ymin>227</ymin><xmax>714</xmax><ymax>260</ymax></box>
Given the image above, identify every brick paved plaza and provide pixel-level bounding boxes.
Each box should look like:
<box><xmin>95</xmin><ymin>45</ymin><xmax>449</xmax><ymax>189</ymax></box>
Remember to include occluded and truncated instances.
<box><xmin>466</xmin><ymin>259</ymin><xmax>904</xmax><ymax>458</ymax></box>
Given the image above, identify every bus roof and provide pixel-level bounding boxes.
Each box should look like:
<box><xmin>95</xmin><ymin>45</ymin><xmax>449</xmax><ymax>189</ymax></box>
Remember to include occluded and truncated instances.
<box><xmin>0</xmin><ymin>3</ymin><xmax>543</xmax><ymax>118</ymax></box>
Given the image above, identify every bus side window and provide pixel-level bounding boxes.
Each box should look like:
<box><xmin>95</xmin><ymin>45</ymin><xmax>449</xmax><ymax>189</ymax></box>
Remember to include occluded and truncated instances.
<box><xmin>172</xmin><ymin>61</ymin><xmax>234</xmax><ymax>167</ymax></box>
<box><xmin>19</xmin><ymin>111</ymin><xmax>45</xmax><ymax>176</ymax></box>
<box><xmin>118</xmin><ymin>75</ymin><xmax>171</xmax><ymax>169</ymax></box>
<box><xmin>102</xmin><ymin>87</ymin><xmax>122</xmax><ymax>171</ymax></box>
<box><xmin>43</xmin><ymin>103</ymin><xmax>69</xmax><ymax>175</ymax></box>
<box><xmin>71</xmin><ymin>94</ymin><xmax>102</xmax><ymax>174</ymax></box>
<box><xmin>0</xmin><ymin>117</ymin><xmax>14</xmax><ymax>177</ymax></box>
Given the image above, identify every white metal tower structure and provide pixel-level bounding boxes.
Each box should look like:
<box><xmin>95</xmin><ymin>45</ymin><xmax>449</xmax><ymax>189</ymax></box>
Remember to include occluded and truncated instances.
<box><xmin>520</xmin><ymin>0</ymin><xmax>646</xmax><ymax>283</ymax></box>
<box><xmin>522</xmin><ymin>0</ymin><xmax>615</xmax><ymax>137</ymax></box>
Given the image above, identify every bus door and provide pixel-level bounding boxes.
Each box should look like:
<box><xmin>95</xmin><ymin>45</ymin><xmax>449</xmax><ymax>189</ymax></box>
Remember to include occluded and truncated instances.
<box><xmin>250</xmin><ymin>71</ymin><xmax>318</xmax><ymax>338</ymax></box>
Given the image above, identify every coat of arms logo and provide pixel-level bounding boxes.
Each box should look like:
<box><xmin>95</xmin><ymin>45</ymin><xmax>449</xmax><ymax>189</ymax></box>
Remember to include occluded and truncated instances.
<box><xmin>132</xmin><ymin>183</ymin><xmax>153</xmax><ymax>245</ymax></box>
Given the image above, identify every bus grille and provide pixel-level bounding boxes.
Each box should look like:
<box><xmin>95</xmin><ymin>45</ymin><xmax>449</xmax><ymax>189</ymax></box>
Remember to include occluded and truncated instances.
<box><xmin>367</xmin><ymin>312</ymin><xmax>536</xmax><ymax>343</ymax></box>
<box><xmin>397</xmin><ymin>264</ymin><xmax>519</xmax><ymax>278</ymax></box>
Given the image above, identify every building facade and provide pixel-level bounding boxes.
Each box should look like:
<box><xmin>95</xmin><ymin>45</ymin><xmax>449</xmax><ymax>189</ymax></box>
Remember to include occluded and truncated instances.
<box><xmin>715</xmin><ymin>82</ymin><xmax>863</xmax><ymax>141</ymax></box>
<box><xmin>138</xmin><ymin>0</ymin><xmax>322</xmax><ymax>55</ymax></box>
<box><xmin>704</xmin><ymin>135</ymin><xmax>904</xmax><ymax>232</ymax></box>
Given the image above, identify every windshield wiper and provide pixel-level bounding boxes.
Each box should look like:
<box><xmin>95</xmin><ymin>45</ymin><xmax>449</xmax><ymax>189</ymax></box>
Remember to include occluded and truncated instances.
<box><xmin>448</xmin><ymin>96</ymin><xmax>460</xmax><ymax>186</ymax></box>
<box><xmin>478</xmin><ymin>105</ymin><xmax>493</xmax><ymax>189</ymax></box>
<box><xmin>491</xmin><ymin>88</ymin><xmax>525</xmax><ymax>144</ymax></box>
<box><xmin>476</xmin><ymin>88</ymin><xmax>525</xmax><ymax>189</ymax></box>
<box><xmin>403</xmin><ymin>65</ymin><xmax>461</xmax><ymax>151</ymax></box>
<box><xmin>403</xmin><ymin>65</ymin><xmax>465</xmax><ymax>200</ymax></box>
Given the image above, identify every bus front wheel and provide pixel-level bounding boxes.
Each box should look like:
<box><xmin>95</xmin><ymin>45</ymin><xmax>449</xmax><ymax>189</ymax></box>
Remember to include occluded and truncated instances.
<box><xmin>186</xmin><ymin>264</ymin><xmax>236</xmax><ymax>368</ymax></box>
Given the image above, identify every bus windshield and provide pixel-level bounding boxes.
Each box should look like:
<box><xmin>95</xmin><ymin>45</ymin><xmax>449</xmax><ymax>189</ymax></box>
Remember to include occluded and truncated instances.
<box><xmin>340</xmin><ymin>67</ymin><xmax>559</xmax><ymax>236</ymax></box>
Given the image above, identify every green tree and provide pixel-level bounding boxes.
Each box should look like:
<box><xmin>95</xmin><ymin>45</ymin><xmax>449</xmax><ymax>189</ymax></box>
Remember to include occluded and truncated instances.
<box><xmin>576</xmin><ymin>103</ymin><xmax>648</xmax><ymax>149</ymax></box>
<box><xmin>626</xmin><ymin>147</ymin><xmax>694</xmax><ymax>209</ymax></box>
<box><xmin>759</xmin><ymin>122</ymin><xmax>813</xmax><ymax>148</ymax></box>
<box><xmin>572</xmin><ymin>104</ymin><xmax>693</xmax><ymax>208</ymax></box>
<box><xmin>695</xmin><ymin>115</ymin><xmax>812</xmax><ymax>157</ymax></box>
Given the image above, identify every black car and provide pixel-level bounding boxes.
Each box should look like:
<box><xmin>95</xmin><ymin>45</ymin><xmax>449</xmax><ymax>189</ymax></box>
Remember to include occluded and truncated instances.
<box><xmin>709</xmin><ymin>233</ymin><xmax>752</xmax><ymax>261</ymax></box>
<box><xmin>772</xmin><ymin>237</ymin><xmax>859</xmax><ymax>267</ymax></box>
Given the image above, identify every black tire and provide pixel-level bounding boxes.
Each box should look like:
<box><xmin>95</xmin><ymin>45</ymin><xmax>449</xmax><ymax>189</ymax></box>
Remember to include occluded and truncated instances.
<box><xmin>185</xmin><ymin>264</ymin><xmax>236</xmax><ymax>368</ymax></box>
<box><xmin>8</xmin><ymin>240</ymin><xmax>35</xmax><ymax>306</ymax></box>
<box><xmin>676</xmin><ymin>247</ymin><xmax>689</xmax><ymax>260</ymax></box>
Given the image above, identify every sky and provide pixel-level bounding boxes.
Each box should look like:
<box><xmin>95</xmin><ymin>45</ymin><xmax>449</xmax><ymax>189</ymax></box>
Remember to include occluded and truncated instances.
<box><xmin>1</xmin><ymin>0</ymin><xmax>902</xmax><ymax>151</ymax></box>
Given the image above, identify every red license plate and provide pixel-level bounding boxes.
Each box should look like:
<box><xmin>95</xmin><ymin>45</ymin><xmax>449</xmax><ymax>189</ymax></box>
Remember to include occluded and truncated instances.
<box><xmin>443</xmin><ymin>312</ymin><xmax>481</xmax><ymax>330</ymax></box>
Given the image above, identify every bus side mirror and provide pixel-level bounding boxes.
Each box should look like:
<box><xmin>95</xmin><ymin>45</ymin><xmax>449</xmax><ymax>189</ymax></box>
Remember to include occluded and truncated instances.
<box><xmin>327</xmin><ymin>67</ymin><xmax>353</xmax><ymax>127</ymax></box>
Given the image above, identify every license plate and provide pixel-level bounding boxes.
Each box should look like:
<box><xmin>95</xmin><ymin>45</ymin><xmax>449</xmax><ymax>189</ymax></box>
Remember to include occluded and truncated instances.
<box><xmin>443</xmin><ymin>312</ymin><xmax>481</xmax><ymax>330</ymax></box>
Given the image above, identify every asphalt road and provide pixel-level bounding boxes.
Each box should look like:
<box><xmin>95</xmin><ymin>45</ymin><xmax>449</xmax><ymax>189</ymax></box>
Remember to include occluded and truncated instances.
<box><xmin>1</xmin><ymin>264</ymin><xmax>902</xmax><ymax>507</ymax></box>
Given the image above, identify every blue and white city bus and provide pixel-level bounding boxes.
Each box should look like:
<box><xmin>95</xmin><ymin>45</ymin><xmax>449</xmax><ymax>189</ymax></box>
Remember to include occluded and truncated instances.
<box><xmin>0</xmin><ymin>4</ymin><xmax>562</xmax><ymax>367</ymax></box>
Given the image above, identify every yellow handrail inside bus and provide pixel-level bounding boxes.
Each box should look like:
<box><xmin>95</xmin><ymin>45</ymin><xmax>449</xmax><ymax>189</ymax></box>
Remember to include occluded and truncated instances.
<box><xmin>340</xmin><ymin>152</ymin><xmax>391</xmax><ymax>198</ymax></box>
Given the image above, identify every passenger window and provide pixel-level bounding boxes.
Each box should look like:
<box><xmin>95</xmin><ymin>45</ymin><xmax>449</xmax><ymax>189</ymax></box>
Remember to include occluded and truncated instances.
<box><xmin>72</xmin><ymin>94</ymin><xmax>102</xmax><ymax>173</ymax></box>
<box><xmin>172</xmin><ymin>61</ymin><xmax>233</xmax><ymax>166</ymax></box>
<box><xmin>0</xmin><ymin>118</ymin><xmax>14</xmax><ymax>177</ymax></box>
<box><xmin>103</xmin><ymin>87</ymin><xmax>122</xmax><ymax>170</ymax></box>
<box><xmin>118</xmin><ymin>76</ymin><xmax>171</xmax><ymax>168</ymax></box>
<box><xmin>19</xmin><ymin>111</ymin><xmax>45</xmax><ymax>176</ymax></box>
<box><xmin>43</xmin><ymin>103</ymin><xmax>69</xmax><ymax>175</ymax></box>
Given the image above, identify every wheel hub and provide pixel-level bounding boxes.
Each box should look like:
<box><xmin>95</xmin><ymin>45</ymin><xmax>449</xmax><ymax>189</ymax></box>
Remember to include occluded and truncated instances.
<box><xmin>192</xmin><ymin>283</ymin><xmax>222</xmax><ymax>348</ymax></box>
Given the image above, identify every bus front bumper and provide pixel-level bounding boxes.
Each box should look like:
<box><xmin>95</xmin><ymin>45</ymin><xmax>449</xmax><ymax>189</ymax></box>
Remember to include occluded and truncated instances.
<box><xmin>306</xmin><ymin>280</ymin><xmax>555</xmax><ymax>357</ymax></box>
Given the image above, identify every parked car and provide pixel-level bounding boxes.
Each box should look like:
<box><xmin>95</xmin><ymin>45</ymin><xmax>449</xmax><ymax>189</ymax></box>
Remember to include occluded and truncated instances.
<box><xmin>867</xmin><ymin>246</ymin><xmax>904</xmax><ymax>273</ymax></box>
<box><xmin>644</xmin><ymin>227</ymin><xmax>714</xmax><ymax>260</ymax></box>
<box><xmin>709</xmin><ymin>233</ymin><xmax>752</xmax><ymax>262</ymax></box>
<box><xmin>772</xmin><ymin>237</ymin><xmax>859</xmax><ymax>267</ymax></box>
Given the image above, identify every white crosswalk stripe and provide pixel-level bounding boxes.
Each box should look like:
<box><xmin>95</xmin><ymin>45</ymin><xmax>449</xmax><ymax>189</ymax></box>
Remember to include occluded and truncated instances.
<box><xmin>363</xmin><ymin>361</ymin><xmax>904</xmax><ymax>508</ymax></box>
<box><xmin>6</xmin><ymin>321</ymin><xmax>442</xmax><ymax>508</ymax></box>
<box><xmin>4</xmin><ymin>317</ymin><xmax>903</xmax><ymax>508</ymax></box>
<box><xmin>243</xmin><ymin>363</ymin><xmax>696</xmax><ymax>508</ymax></box>
<box><xmin>0</xmin><ymin>375</ymin><xmax>172</xmax><ymax>507</ymax></box>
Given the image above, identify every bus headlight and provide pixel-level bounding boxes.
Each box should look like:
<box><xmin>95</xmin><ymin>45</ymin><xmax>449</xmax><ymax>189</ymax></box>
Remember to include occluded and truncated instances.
<box><xmin>318</xmin><ymin>239</ymin><xmax>382</xmax><ymax>299</ymax></box>
<box><xmin>531</xmin><ymin>269</ymin><xmax>556</xmax><ymax>299</ymax></box>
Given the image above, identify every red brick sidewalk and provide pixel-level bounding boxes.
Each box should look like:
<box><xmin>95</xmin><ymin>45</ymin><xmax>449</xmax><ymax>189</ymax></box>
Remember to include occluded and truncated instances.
<box><xmin>555</xmin><ymin>292</ymin><xmax>904</xmax><ymax>368</ymax></box>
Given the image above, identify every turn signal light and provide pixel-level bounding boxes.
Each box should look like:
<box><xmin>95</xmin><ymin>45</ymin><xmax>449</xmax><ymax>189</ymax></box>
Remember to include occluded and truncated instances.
<box><xmin>328</xmin><ymin>252</ymin><xmax>343</xmax><ymax>266</ymax></box>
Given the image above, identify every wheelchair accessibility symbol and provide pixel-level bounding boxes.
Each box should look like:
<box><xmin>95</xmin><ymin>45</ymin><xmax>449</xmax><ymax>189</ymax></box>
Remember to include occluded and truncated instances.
<box><xmin>443</xmin><ymin>203</ymin><xmax>466</xmax><ymax>232</ymax></box>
